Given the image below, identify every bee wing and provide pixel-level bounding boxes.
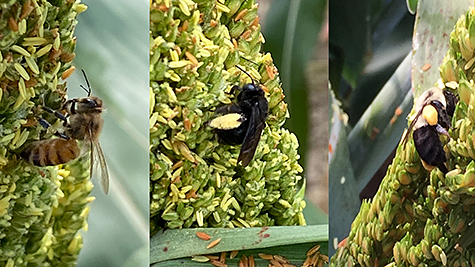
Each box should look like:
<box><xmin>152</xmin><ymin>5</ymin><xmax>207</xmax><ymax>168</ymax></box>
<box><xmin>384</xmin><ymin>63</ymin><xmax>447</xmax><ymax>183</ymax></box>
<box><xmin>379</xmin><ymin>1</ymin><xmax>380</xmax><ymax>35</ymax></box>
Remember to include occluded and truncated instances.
<box><xmin>402</xmin><ymin>92</ymin><xmax>434</xmax><ymax>146</ymax></box>
<box><xmin>89</xmin><ymin>129</ymin><xmax>110</xmax><ymax>194</ymax></box>
<box><xmin>402</xmin><ymin>106</ymin><xmax>424</xmax><ymax>146</ymax></box>
<box><xmin>238</xmin><ymin>102</ymin><xmax>267</xmax><ymax>167</ymax></box>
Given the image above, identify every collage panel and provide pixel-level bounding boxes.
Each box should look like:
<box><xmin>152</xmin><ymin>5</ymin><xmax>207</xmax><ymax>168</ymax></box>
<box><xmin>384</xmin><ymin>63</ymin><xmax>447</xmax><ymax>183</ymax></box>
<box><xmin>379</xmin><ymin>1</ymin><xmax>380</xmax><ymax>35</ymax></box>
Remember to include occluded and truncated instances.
<box><xmin>150</xmin><ymin>0</ymin><xmax>328</xmax><ymax>266</ymax></box>
<box><xmin>329</xmin><ymin>0</ymin><xmax>475</xmax><ymax>266</ymax></box>
<box><xmin>0</xmin><ymin>0</ymin><xmax>149</xmax><ymax>266</ymax></box>
<box><xmin>71</xmin><ymin>1</ymin><xmax>149</xmax><ymax>266</ymax></box>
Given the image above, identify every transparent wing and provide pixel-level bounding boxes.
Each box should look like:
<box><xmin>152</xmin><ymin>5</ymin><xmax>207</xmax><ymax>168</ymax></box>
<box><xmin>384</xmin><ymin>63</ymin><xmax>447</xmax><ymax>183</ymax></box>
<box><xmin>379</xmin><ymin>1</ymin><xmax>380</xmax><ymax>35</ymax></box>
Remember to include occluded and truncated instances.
<box><xmin>401</xmin><ymin>106</ymin><xmax>424</xmax><ymax>146</ymax></box>
<box><xmin>402</xmin><ymin>94</ymin><xmax>432</xmax><ymax>146</ymax></box>
<box><xmin>89</xmin><ymin>129</ymin><xmax>110</xmax><ymax>194</ymax></box>
<box><xmin>94</xmin><ymin>141</ymin><xmax>110</xmax><ymax>194</ymax></box>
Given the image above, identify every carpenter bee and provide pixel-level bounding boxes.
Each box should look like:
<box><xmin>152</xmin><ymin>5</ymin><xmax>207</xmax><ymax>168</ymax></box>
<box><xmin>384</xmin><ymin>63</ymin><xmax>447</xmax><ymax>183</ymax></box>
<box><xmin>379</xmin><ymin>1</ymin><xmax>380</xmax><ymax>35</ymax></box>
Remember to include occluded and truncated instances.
<box><xmin>403</xmin><ymin>87</ymin><xmax>458</xmax><ymax>174</ymax></box>
<box><xmin>209</xmin><ymin>65</ymin><xmax>269</xmax><ymax>167</ymax></box>
<box><xmin>22</xmin><ymin>69</ymin><xmax>110</xmax><ymax>194</ymax></box>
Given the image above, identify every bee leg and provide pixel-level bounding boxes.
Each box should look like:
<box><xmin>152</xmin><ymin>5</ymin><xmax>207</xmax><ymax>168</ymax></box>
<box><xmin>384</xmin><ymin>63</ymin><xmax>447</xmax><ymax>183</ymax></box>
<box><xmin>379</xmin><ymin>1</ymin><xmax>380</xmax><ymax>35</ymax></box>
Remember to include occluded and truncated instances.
<box><xmin>437</xmin><ymin>163</ymin><xmax>449</xmax><ymax>174</ymax></box>
<box><xmin>41</xmin><ymin>105</ymin><xmax>71</xmax><ymax>128</ymax></box>
<box><xmin>37</xmin><ymin>117</ymin><xmax>70</xmax><ymax>140</ymax></box>
<box><xmin>42</xmin><ymin>106</ymin><xmax>68</xmax><ymax>122</ymax></box>
<box><xmin>435</xmin><ymin>124</ymin><xmax>450</xmax><ymax>138</ymax></box>
<box><xmin>230</xmin><ymin>85</ymin><xmax>242</xmax><ymax>94</ymax></box>
<box><xmin>37</xmin><ymin>117</ymin><xmax>50</xmax><ymax>129</ymax></box>
<box><xmin>215</xmin><ymin>104</ymin><xmax>241</xmax><ymax>114</ymax></box>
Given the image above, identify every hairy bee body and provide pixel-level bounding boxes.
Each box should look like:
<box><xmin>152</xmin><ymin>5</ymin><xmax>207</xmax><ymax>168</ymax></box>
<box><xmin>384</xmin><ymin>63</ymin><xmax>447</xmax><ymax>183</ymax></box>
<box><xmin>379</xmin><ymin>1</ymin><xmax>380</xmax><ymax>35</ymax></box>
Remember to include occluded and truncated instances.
<box><xmin>63</xmin><ymin>96</ymin><xmax>104</xmax><ymax>142</ymax></box>
<box><xmin>22</xmin><ymin>96</ymin><xmax>104</xmax><ymax>165</ymax></box>
<box><xmin>413</xmin><ymin>125</ymin><xmax>448</xmax><ymax>174</ymax></box>
<box><xmin>21</xmin><ymin>138</ymin><xmax>80</xmax><ymax>167</ymax></box>
<box><xmin>405</xmin><ymin>88</ymin><xmax>458</xmax><ymax>174</ymax></box>
<box><xmin>21</xmin><ymin>70</ymin><xmax>109</xmax><ymax>194</ymax></box>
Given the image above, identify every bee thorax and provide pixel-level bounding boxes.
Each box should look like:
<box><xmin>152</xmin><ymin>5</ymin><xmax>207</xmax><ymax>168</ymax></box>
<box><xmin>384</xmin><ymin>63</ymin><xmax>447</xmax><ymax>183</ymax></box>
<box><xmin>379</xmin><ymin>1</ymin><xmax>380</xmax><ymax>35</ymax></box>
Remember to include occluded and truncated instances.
<box><xmin>66</xmin><ymin>112</ymin><xmax>104</xmax><ymax>141</ymax></box>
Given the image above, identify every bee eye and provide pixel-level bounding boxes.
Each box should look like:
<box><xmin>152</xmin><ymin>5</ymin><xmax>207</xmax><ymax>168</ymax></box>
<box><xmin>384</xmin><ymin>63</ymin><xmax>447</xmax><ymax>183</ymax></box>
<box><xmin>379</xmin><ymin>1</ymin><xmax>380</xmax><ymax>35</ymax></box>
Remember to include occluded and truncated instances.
<box><xmin>242</xmin><ymin>84</ymin><xmax>256</xmax><ymax>91</ymax></box>
<box><xmin>82</xmin><ymin>98</ymin><xmax>97</xmax><ymax>107</ymax></box>
<box><xmin>422</xmin><ymin>105</ymin><xmax>438</xmax><ymax>126</ymax></box>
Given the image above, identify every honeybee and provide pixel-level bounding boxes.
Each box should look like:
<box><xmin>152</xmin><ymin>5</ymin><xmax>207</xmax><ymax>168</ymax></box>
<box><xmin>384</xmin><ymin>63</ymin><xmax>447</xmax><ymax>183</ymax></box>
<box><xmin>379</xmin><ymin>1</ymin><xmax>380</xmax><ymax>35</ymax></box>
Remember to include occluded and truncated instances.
<box><xmin>209</xmin><ymin>65</ymin><xmax>269</xmax><ymax>167</ymax></box>
<box><xmin>21</xmin><ymin>69</ymin><xmax>110</xmax><ymax>194</ymax></box>
<box><xmin>403</xmin><ymin>87</ymin><xmax>458</xmax><ymax>174</ymax></box>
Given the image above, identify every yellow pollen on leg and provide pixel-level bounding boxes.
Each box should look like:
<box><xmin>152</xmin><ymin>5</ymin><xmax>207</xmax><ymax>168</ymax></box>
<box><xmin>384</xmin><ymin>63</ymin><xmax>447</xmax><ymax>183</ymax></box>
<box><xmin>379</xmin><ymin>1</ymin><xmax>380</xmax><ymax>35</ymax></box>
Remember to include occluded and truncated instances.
<box><xmin>422</xmin><ymin>105</ymin><xmax>438</xmax><ymax>126</ymax></box>
<box><xmin>209</xmin><ymin>113</ymin><xmax>244</xmax><ymax>129</ymax></box>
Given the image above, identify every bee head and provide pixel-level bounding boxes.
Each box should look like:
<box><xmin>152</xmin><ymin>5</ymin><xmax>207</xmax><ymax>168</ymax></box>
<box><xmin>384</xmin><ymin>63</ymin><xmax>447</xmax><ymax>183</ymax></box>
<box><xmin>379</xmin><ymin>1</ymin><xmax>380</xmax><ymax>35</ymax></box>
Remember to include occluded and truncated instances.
<box><xmin>241</xmin><ymin>83</ymin><xmax>264</xmax><ymax>97</ymax></box>
<box><xmin>233</xmin><ymin>65</ymin><xmax>265</xmax><ymax>102</ymax></box>
<box><xmin>79</xmin><ymin>96</ymin><xmax>103</xmax><ymax>112</ymax></box>
<box><xmin>64</xmin><ymin>96</ymin><xmax>103</xmax><ymax>114</ymax></box>
<box><xmin>443</xmin><ymin>90</ymin><xmax>458</xmax><ymax>117</ymax></box>
<box><xmin>242</xmin><ymin>83</ymin><xmax>259</xmax><ymax>92</ymax></box>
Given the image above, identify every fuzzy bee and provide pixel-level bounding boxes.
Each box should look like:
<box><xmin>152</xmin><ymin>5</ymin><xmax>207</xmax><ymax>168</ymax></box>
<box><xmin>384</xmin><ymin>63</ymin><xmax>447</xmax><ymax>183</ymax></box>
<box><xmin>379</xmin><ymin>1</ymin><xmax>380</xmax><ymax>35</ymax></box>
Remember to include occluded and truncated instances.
<box><xmin>21</xmin><ymin>69</ymin><xmax>110</xmax><ymax>194</ymax></box>
<box><xmin>403</xmin><ymin>87</ymin><xmax>458</xmax><ymax>174</ymax></box>
<box><xmin>209</xmin><ymin>66</ymin><xmax>269</xmax><ymax>167</ymax></box>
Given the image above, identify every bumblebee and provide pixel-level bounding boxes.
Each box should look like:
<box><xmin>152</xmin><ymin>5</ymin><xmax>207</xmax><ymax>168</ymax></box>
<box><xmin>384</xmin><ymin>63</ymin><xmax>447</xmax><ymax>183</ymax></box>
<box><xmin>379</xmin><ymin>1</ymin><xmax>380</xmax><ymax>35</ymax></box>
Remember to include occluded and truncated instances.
<box><xmin>21</xmin><ymin>69</ymin><xmax>110</xmax><ymax>194</ymax></box>
<box><xmin>209</xmin><ymin>66</ymin><xmax>269</xmax><ymax>167</ymax></box>
<box><xmin>404</xmin><ymin>87</ymin><xmax>458</xmax><ymax>174</ymax></box>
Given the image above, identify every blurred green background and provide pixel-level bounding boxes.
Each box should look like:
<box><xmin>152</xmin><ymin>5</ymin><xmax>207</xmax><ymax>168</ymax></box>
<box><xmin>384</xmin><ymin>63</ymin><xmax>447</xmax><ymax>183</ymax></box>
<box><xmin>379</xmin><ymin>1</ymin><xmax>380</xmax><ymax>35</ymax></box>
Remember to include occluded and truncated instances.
<box><xmin>65</xmin><ymin>1</ymin><xmax>149</xmax><ymax>266</ymax></box>
<box><xmin>258</xmin><ymin>0</ymin><xmax>328</xmax><ymax>223</ymax></box>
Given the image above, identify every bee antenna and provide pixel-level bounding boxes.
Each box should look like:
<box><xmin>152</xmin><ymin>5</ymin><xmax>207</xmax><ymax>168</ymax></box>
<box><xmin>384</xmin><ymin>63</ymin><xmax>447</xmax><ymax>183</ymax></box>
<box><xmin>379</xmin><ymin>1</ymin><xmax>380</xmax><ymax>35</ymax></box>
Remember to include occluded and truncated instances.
<box><xmin>235</xmin><ymin>65</ymin><xmax>256</xmax><ymax>86</ymax></box>
<box><xmin>240</xmin><ymin>57</ymin><xmax>260</xmax><ymax>66</ymax></box>
<box><xmin>80</xmin><ymin>69</ymin><xmax>92</xmax><ymax>97</ymax></box>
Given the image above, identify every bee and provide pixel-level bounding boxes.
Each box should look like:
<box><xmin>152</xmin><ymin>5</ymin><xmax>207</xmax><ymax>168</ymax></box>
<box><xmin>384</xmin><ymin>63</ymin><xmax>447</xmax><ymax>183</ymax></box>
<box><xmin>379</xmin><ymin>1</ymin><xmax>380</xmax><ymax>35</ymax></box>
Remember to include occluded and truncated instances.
<box><xmin>403</xmin><ymin>87</ymin><xmax>458</xmax><ymax>174</ymax></box>
<box><xmin>21</xmin><ymin>69</ymin><xmax>110</xmax><ymax>194</ymax></box>
<box><xmin>209</xmin><ymin>65</ymin><xmax>269</xmax><ymax>167</ymax></box>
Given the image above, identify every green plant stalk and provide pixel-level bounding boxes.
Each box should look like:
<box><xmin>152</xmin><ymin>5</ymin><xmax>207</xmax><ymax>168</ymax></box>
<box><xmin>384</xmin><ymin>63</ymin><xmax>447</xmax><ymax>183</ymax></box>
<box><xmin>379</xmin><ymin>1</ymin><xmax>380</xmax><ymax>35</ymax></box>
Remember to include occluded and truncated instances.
<box><xmin>0</xmin><ymin>1</ymin><xmax>93</xmax><ymax>266</ymax></box>
<box><xmin>150</xmin><ymin>0</ymin><xmax>305</xmax><ymax>232</ymax></box>
<box><xmin>153</xmin><ymin>241</ymin><xmax>328</xmax><ymax>267</ymax></box>
<box><xmin>151</xmin><ymin>225</ymin><xmax>328</xmax><ymax>262</ymax></box>
<box><xmin>331</xmin><ymin>4</ymin><xmax>475</xmax><ymax>266</ymax></box>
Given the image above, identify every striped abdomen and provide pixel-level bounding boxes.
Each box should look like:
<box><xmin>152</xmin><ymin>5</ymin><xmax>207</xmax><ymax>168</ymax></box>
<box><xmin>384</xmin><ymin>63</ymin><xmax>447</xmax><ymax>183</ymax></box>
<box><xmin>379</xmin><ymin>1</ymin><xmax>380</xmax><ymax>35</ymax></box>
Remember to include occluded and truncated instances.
<box><xmin>21</xmin><ymin>138</ymin><xmax>80</xmax><ymax>166</ymax></box>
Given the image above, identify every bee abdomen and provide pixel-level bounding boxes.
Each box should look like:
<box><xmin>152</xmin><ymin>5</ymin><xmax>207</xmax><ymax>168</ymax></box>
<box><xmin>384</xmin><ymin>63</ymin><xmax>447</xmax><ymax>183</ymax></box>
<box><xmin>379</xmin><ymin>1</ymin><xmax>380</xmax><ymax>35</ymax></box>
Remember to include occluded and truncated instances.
<box><xmin>216</xmin><ymin>122</ymin><xmax>248</xmax><ymax>145</ymax></box>
<box><xmin>413</xmin><ymin>126</ymin><xmax>448</xmax><ymax>173</ymax></box>
<box><xmin>22</xmin><ymin>139</ymin><xmax>80</xmax><ymax>166</ymax></box>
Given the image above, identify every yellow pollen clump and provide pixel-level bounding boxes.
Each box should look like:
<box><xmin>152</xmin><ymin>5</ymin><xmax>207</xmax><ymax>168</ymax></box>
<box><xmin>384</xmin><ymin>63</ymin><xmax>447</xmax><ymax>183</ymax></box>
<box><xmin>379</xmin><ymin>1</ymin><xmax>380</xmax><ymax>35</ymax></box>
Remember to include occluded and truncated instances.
<box><xmin>209</xmin><ymin>113</ymin><xmax>244</xmax><ymax>129</ymax></box>
<box><xmin>422</xmin><ymin>105</ymin><xmax>438</xmax><ymax>126</ymax></box>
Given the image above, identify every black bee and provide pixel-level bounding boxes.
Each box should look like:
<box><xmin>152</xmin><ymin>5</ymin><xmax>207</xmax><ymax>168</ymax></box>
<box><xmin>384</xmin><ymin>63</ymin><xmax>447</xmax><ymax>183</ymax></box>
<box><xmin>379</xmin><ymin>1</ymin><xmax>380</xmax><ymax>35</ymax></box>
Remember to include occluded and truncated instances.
<box><xmin>404</xmin><ymin>87</ymin><xmax>458</xmax><ymax>174</ymax></box>
<box><xmin>209</xmin><ymin>66</ymin><xmax>269</xmax><ymax>167</ymax></box>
